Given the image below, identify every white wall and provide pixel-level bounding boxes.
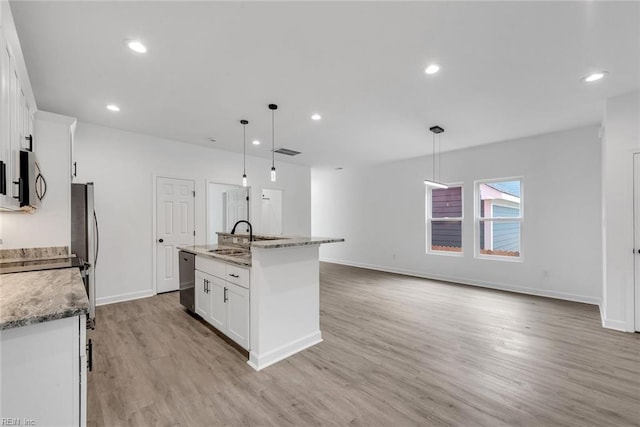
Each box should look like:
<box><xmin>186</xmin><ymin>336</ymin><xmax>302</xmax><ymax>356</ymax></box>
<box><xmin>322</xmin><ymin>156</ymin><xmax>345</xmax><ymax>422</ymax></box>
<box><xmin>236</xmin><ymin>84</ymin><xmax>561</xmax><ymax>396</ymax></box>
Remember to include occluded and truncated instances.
<box><xmin>601</xmin><ymin>90</ymin><xmax>640</xmax><ymax>331</ymax></box>
<box><xmin>312</xmin><ymin>125</ymin><xmax>602</xmax><ymax>304</ymax></box>
<box><xmin>0</xmin><ymin>111</ymin><xmax>75</xmax><ymax>249</ymax></box>
<box><xmin>74</xmin><ymin>122</ymin><xmax>311</xmax><ymax>305</ymax></box>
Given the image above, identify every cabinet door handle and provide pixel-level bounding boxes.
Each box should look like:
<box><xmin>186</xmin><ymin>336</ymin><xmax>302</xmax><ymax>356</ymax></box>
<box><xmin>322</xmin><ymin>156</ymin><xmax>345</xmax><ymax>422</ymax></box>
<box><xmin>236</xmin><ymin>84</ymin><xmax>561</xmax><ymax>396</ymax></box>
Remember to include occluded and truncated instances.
<box><xmin>203</xmin><ymin>279</ymin><xmax>208</xmax><ymax>293</ymax></box>
<box><xmin>87</xmin><ymin>339</ymin><xmax>93</xmax><ymax>372</ymax></box>
<box><xmin>73</xmin><ymin>161</ymin><xmax>77</xmax><ymax>177</ymax></box>
<box><xmin>229</xmin><ymin>273</ymin><xmax>239</xmax><ymax>278</ymax></box>
<box><xmin>224</xmin><ymin>287</ymin><xmax>228</xmax><ymax>303</ymax></box>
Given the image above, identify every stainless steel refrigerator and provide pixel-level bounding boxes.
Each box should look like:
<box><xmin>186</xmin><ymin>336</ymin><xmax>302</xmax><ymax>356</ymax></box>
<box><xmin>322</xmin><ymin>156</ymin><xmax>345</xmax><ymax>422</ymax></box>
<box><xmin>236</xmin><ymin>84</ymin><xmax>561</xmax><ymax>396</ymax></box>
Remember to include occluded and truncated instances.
<box><xmin>71</xmin><ymin>182</ymin><xmax>98</xmax><ymax>328</ymax></box>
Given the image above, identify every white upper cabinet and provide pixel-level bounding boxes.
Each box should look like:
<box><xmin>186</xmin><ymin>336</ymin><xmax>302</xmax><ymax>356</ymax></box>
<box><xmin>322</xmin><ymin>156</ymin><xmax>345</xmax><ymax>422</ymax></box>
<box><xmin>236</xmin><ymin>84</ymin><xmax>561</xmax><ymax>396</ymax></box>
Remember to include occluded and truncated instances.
<box><xmin>0</xmin><ymin>0</ymin><xmax>36</xmax><ymax>210</ymax></box>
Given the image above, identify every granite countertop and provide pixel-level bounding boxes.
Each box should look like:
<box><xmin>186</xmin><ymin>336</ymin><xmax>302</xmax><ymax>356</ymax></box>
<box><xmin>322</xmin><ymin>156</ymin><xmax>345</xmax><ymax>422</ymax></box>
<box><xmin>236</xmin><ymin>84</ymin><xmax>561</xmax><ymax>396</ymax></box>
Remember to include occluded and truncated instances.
<box><xmin>0</xmin><ymin>268</ymin><xmax>89</xmax><ymax>331</ymax></box>
<box><xmin>179</xmin><ymin>244</ymin><xmax>252</xmax><ymax>267</ymax></box>
<box><xmin>216</xmin><ymin>232</ymin><xmax>345</xmax><ymax>249</ymax></box>
<box><xmin>0</xmin><ymin>257</ymin><xmax>79</xmax><ymax>274</ymax></box>
<box><xmin>250</xmin><ymin>236</ymin><xmax>345</xmax><ymax>249</ymax></box>
<box><xmin>180</xmin><ymin>235</ymin><xmax>344</xmax><ymax>267</ymax></box>
<box><xmin>0</xmin><ymin>246</ymin><xmax>71</xmax><ymax>264</ymax></box>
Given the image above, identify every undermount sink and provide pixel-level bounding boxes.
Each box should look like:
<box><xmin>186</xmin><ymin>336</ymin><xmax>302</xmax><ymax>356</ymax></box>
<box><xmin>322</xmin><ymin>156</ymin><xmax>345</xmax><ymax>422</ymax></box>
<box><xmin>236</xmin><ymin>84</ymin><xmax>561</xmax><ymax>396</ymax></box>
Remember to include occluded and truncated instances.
<box><xmin>208</xmin><ymin>248</ymin><xmax>250</xmax><ymax>256</ymax></box>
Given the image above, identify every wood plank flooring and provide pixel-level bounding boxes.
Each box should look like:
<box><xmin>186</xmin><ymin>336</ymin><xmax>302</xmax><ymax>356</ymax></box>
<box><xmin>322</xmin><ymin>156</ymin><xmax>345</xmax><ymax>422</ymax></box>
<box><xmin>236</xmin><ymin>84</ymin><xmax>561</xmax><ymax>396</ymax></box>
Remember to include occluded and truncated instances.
<box><xmin>87</xmin><ymin>263</ymin><xmax>640</xmax><ymax>426</ymax></box>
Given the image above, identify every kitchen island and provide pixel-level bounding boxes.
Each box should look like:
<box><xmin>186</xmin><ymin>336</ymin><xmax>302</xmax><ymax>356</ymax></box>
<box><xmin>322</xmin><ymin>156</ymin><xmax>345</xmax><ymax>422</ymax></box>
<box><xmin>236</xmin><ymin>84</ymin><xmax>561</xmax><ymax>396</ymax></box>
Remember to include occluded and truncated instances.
<box><xmin>180</xmin><ymin>234</ymin><xmax>343</xmax><ymax>371</ymax></box>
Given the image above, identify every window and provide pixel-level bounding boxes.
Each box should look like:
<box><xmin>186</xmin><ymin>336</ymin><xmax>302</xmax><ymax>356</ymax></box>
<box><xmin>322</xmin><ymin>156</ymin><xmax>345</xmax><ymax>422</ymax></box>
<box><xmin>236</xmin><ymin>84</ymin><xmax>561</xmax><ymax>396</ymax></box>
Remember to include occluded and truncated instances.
<box><xmin>426</xmin><ymin>185</ymin><xmax>463</xmax><ymax>254</ymax></box>
<box><xmin>475</xmin><ymin>178</ymin><xmax>522</xmax><ymax>259</ymax></box>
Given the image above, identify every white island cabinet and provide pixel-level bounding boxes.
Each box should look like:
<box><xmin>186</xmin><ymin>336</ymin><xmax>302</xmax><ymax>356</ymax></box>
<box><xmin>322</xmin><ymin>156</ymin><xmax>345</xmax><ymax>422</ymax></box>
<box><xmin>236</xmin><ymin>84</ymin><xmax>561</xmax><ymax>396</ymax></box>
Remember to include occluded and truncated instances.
<box><xmin>195</xmin><ymin>257</ymin><xmax>250</xmax><ymax>350</ymax></box>
<box><xmin>183</xmin><ymin>234</ymin><xmax>343</xmax><ymax>371</ymax></box>
<box><xmin>248</xmin><ymin>243</ymin><xmax>323</xmax><ymax>370</ymax></box>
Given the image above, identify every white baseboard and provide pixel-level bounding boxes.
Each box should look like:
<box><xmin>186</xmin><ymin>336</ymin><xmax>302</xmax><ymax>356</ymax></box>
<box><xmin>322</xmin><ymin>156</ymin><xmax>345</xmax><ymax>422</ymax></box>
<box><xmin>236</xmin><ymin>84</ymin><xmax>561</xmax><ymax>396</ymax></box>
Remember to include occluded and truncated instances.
<box><xmin>248</xmin><ymin>331</ymin><xmax>322</xmax><ymax>371</ymax></box>
<box><xmin>320</xmin><ymin>257</ymin><xmax>601</xmax><ymax>306</ymax></box>
<box><xmin>601</xmin><ymin>318</ymin><xmax>631</xmax><ymax>332</ymax></box>
<box><xmin>96</xmin><ymin>289</ymin><xmax>155</xmax><ymax>306</ymax></box>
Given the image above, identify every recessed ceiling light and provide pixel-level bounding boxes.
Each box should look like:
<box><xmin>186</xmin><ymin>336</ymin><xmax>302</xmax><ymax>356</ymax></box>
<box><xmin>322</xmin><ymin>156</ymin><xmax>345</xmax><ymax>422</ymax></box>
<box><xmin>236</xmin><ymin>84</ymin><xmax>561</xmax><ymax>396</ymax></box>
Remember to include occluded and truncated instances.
<box><xmin>311</xmin><ymin>114</ymin><xmax>322</xmax><ymax>121</ymax></box>
<box><xmin>208</xmin><ymin>137</ymin><xmax>217</xmax><ymax>142</ymax></box>
<box><xmin>127</xmin><ymin>40</ymin><xmax>147</xmax><ymax>53</ymax></box>
<box><xmin>582</xmin><ymin>71</ymin><xmax>609</xmax><ymax>83</ymax></box>
<box><xmin>106</xmin><ymin>104</ymin><xmax>120</xmax><ymax>112</ymax></box>
<box><xmin>425</xmin><ymin>64</ymin><xmax>440</xmax><ymax>75</ymax></box>
<box><xmin>252</xmin><ymin>140</ymin><xmax>261</xmax><ymax>146</ymax></box>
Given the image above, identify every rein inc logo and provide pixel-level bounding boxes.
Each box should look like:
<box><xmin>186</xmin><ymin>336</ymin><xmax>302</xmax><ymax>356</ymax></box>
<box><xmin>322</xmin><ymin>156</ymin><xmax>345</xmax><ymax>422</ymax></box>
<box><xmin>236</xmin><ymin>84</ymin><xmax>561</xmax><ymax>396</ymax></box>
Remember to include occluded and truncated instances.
<box><xmin>1</xmin><ymin>419</ymin><xmax>35</xmax><ymax>426</ymax></box>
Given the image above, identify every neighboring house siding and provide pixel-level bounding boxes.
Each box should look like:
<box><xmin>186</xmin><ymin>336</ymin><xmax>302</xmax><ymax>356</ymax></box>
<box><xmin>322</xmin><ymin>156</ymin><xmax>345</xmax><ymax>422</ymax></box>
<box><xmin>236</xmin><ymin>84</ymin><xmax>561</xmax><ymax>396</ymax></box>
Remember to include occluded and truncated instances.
<box><xmin>431</xmin><ymin>187</ymin><xmax>462</xmax><ymax>248</ymax></box>
<box><xmin>432</xmin><ymin>187</ymin><xmax>462</xmax><ymax>218</ymax></box>
<box><xmin>492</xmin><ymin>205</ymin><xmax>520</xmax><ymax>251</ymax></box>
<box><xmin>431</xmin><ymin>221</ymin><xmax>462</xmax><ymax>248</ymax></box>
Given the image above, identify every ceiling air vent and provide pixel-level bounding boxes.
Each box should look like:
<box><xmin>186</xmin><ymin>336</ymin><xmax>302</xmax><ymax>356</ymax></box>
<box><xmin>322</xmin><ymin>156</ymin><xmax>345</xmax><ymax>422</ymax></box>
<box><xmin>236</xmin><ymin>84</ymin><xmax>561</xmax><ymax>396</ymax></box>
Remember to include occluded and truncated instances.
<box><xmin>274</xmin><ymin>148</ymin><xmax>301</xmax><ymax>156</ymax></box>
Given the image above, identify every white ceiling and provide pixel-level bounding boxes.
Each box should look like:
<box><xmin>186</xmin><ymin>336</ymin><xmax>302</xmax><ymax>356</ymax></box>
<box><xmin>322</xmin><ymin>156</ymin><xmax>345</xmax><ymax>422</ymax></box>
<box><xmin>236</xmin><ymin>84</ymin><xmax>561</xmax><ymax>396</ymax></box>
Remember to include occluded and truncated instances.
<box><xmin>9</xmin><ymin>1</ymin><xmax>640</xmax><ymax>168</ymax></box>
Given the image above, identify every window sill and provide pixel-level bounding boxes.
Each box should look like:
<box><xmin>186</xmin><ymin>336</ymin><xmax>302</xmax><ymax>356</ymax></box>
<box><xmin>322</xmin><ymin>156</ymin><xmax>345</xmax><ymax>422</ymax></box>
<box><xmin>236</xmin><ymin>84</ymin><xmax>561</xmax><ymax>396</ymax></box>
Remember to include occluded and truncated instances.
<box><xmin>475</xmin><ymin>254</ymin><xmax>523</xmax><ymax>263</ymax></box>
<box><xmin>427</xmin><ymin>250</ymin><xmax>464</xmax><ymax>258</ymax></box>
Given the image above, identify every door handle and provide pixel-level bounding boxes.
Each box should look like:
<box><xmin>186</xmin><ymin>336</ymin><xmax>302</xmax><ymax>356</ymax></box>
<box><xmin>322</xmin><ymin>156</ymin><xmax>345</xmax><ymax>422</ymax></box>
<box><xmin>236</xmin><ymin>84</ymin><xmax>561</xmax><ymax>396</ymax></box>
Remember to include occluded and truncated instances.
<box><xmin>158</xmin><ymin>238</ymin><xmax>164</xmax><ymax>243</ymax></box>
<box><xmin>224</xmin><ymin>287</ymin><xmax>228</xmax><ymax>302</ymax></box>
<box><xmin>87</xmin><ymin>339</ymin><xmax>93</xmax><ymax>372</ymax></box>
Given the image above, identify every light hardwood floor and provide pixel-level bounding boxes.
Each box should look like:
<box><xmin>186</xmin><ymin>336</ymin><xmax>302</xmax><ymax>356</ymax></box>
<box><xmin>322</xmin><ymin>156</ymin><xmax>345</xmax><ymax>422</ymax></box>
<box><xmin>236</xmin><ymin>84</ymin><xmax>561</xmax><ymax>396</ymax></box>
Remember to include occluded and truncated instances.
<box><xmin>88</xmin><ymin>263</ymin><xmax>640</xmax><ymax>426</ymax></box>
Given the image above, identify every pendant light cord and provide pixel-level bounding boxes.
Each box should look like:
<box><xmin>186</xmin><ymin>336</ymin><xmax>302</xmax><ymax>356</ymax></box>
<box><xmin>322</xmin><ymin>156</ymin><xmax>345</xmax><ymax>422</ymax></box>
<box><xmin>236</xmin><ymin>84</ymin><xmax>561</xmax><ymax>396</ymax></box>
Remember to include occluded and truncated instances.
<box><xmin>243</xmin><ymin>123</ymin><xmax>246</xmax><ymax>174</ymax></box>
<box><xmin>271</xmin><ymin>109</ymin><xmax>275</xmax><ymax>168</ymax></box>
<box><xmin>432</xmin><ymin>132</ymin><xmax>436</xmax><ymax>182</ymax></box>
<box><xmin>438</xmin><ymin>133</ymin><xmax>442</xmax><ymax>182</ymax></box>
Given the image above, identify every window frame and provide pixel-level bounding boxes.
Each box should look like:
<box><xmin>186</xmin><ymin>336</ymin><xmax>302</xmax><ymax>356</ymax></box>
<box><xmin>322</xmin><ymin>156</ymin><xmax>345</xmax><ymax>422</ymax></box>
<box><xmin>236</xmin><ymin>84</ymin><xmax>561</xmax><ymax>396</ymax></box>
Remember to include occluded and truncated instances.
<box><xmin>425</xmin><ymin>183</ymin><xmax>464</xmax><ymax>256</ymax></box>
<box><xmin>474</xmin><ymin>177</ymin><xmax>524</xmax><ymax>262</ymax></box>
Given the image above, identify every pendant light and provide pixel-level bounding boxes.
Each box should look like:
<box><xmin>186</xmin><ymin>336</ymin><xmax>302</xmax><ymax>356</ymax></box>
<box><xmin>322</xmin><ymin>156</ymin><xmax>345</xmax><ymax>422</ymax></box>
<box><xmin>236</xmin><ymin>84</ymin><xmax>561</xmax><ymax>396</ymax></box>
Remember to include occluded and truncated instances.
<box><xmin>268</xmin><ymin>103</ymin><xmax>278</xmax><ymax>182</ymax></box>
<box><xmin>240</xmin><ymin>119</ymin><xmax>248</xmax><ymax>187</ymax></box>
<box><xmin>424</xmin><ymin>125</ymin><xmax>448</xmax><ymax>189</ymax></box>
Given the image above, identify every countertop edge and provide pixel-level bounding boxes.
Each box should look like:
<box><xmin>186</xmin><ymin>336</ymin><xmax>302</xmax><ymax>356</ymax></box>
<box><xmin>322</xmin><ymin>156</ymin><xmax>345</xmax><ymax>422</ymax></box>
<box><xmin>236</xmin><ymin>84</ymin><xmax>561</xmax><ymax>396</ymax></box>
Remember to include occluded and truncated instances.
<box><xmin>0</xmin><ymin>307</ymin><xmax>88</xmax><ymax>331</ymax></box>
<box><xmin>178</xmin><ymin>246</ymin><xmax>252</xmax><ymax>267</ymax></box>
<box><xmin>250</xmin><ymin>238</ymin><xmax>345</xmax><ymax>249</ymax></box>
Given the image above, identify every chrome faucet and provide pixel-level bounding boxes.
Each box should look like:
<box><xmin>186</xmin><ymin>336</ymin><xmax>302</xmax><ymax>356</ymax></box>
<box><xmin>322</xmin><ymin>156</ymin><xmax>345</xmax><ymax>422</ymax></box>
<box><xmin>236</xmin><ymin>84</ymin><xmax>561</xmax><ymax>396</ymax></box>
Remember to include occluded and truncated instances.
<box><xmin>230</xmin><ymin>220</ymin><xmax>253</xmax><ymax>242</ymax></box>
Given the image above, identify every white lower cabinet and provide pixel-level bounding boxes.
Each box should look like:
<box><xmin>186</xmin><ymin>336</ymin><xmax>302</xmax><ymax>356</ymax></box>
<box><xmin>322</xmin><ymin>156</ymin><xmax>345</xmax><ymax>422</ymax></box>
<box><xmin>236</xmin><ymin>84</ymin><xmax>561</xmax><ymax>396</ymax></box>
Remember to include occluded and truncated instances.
<box><xmin>208</xmin><ymin>275</ymin><xmax>226</xmax><ymax>332</ymax></box>
<box><xmin>195</xmin><ymin>258</ymin><xmax>250</xmax><ymax>350</ymax></box>
<box><xmin>0</xmin><ymin>315</ymin><xmax>87</xmax><ymax>426</ymax></box>
<box><xmin>225</xmin><ymin>282</ymin><xmax>249</xmax><ymax>349</ymax></box>
<box><xmin>195</xmin><ymin>270</ymin><xmax>211</xmax><ymax>319</ymax></box>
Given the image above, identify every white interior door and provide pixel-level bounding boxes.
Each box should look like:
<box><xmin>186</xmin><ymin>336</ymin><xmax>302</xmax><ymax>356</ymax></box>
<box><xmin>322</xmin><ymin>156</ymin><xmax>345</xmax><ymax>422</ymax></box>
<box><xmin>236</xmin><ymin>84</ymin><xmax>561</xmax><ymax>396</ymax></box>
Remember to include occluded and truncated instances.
<box><xmin>156</xmin><ymin>177</ymin><xmax>195</xmax><ymax>293</ymax></box>
<box><xmin>225</xmin><ymin>187</ymin><xmax>249</xmax><ymax>232</ymax></box>
<box><xmin>634</xmin><ymin>154</ymin><xmax>640</xmax><ymax>332</ymax></box>
<box><xmin>260</xmin><ymin>188</ymin><xmax>283</xmax><ymax>235</ymax></box>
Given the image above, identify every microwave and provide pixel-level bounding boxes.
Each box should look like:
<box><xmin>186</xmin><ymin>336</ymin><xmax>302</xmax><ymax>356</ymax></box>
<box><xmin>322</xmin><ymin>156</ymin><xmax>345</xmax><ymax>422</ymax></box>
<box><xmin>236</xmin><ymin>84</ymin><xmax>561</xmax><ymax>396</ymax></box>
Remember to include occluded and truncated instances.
<box><xmin>18</xmin><ymin>149</ymin><xmax>41</xmax><ymax>209</ymax></box>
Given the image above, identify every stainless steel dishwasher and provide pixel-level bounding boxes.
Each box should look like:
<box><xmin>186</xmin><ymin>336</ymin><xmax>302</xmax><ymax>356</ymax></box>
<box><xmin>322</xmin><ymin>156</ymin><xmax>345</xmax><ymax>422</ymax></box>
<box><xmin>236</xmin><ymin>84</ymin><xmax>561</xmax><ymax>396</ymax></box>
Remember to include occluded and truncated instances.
<box><xmin>179</xmin><ymin>251</ymin><xmax>195</xmax><ymax>312</ymax></box>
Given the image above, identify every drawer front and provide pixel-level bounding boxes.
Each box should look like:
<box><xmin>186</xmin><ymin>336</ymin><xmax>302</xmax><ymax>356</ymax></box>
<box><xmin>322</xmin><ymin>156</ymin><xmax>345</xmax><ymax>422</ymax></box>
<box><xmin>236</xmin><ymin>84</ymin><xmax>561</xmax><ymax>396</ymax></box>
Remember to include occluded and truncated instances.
<box><xmin>225</xmin><ymin>264</ymin><xmax>250</xmax><ymax>289</ymax></box>
<box><xmin>195</xmin><ymin>256</ymin><xmax>225</xmax><ymax>279</ymax></box>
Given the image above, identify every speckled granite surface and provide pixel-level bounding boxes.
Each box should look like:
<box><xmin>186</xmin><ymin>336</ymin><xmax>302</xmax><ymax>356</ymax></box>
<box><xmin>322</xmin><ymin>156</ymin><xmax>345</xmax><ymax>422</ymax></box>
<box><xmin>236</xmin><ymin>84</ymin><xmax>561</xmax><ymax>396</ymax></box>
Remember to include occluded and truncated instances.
<box><xmin>0</xmin><ymin>246</ymin><xmax>70</xmax><ymax>264</ymax></box>
<box><xmin>216</xmin><ymin>233</ymin><xmax>344</xmax><ymax>249</ymax></box>
<box><xmin>250</xmin><ymin>236</ymin><xmax>344</xmax><ymax>249</ymax></box>
<box><xmin>178</xmin><ymin>244</ymin><xmax>252</xmax><ymax>267</ymax></box>
<box><xmin>181</xmin><ymin>235</ymin><xmax>344</xmax><ymax>266</ymax></box>
<box><xmin>0</xmin><ymin>258</ymin><xmax>78</xmax><ymax>274</ymax></box>
<box><xmin>0</xmin><ymin>268</ymin><xmax>89</xmax><ymax>331</ymax></box>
